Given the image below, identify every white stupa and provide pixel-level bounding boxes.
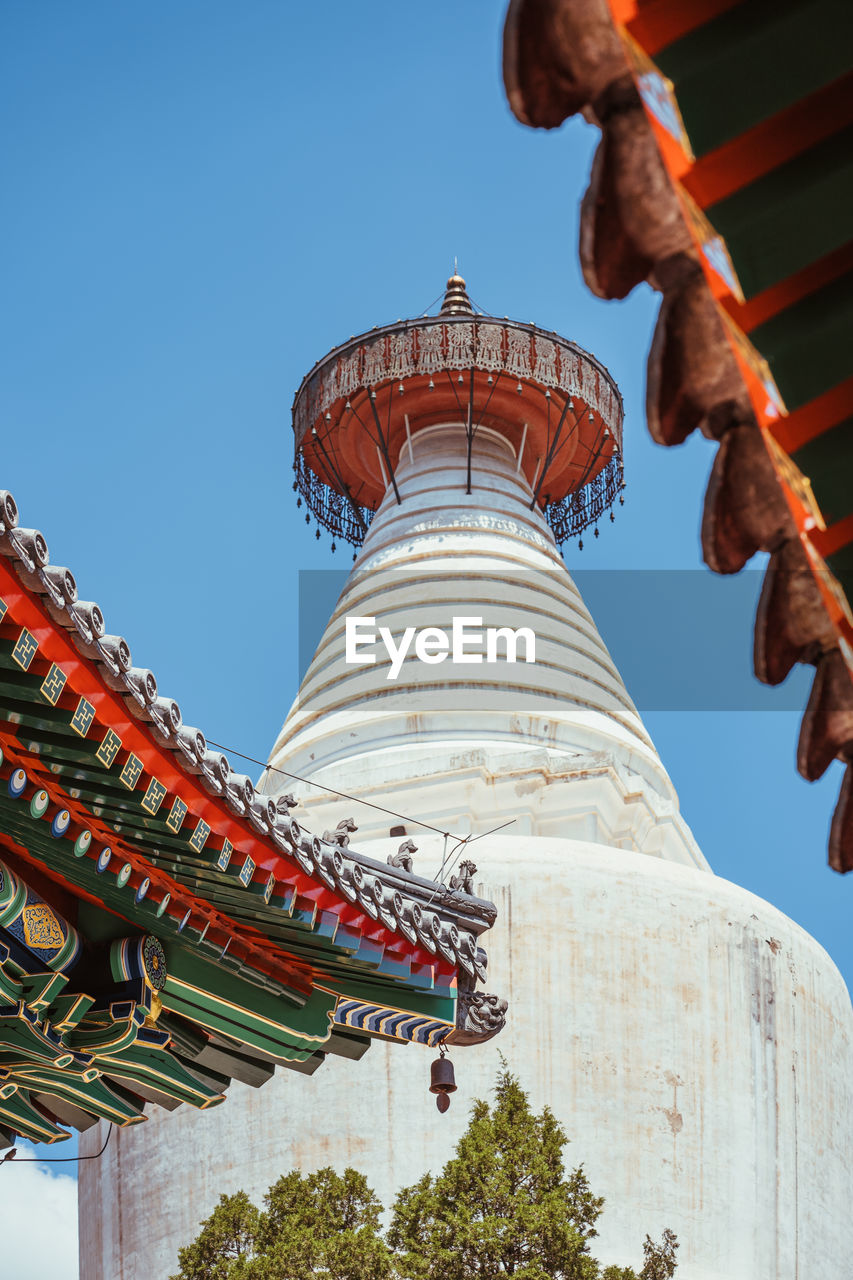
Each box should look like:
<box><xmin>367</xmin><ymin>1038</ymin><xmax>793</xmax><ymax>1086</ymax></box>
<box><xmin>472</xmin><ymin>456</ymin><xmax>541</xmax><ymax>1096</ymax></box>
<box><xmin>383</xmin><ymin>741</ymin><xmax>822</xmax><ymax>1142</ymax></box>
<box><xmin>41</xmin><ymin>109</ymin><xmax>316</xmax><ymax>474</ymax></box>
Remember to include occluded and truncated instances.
<box><xmin>80</xmin><ymin>279</ymin><xmax>852</xmax><ymax>1279</ymax></box>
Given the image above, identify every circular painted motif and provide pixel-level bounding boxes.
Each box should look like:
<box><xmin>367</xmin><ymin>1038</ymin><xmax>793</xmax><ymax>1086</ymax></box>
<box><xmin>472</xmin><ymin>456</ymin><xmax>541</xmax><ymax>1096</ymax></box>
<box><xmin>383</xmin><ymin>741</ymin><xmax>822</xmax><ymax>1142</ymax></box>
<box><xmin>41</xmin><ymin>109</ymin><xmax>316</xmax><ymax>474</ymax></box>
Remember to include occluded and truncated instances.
<box><xmin>116</xmin><ymin>863</ymin><xmax>132</xmax><ymax>888</ymax></box>
<box><xmin>96</xmin><ymin>847</ymin><xmax>112</xmax><ymax>874</ymax></box>
<box><xmin>30</xmin><ymin>790</ymin><xmax>49</xmax><ymax>818</ymax></box>
<box><xmin>141</xmin><ymin>936</ymin><xmax>167</xmax><ymax>991</ymax></box>
<box><xmin>73</xmin><ymin>830</ymin><xmax>92</xmax><ymax>857</ymax></box>
<box><xmin>50</xmin><ymin>809</ymin><xmax>71</xmax><ymax>838</ymax></box>
<box><xmin>8</xmin><ymin>769</ymin><xmax>27</xmax><ymax>797</ymax></box>
<box><xmin>178</xmin><ymin>909</ymin><xmax>191</xmax><ymax>932</ymax></box>
<box><xmin>135</xmin><ymin>877</ymin><xmax>150</xmax><ymax>904</ymax></box>
<box><xmin>155</xmin><ymin>893</ymin><xmax>171</xmax><ymax>918</ymax></box>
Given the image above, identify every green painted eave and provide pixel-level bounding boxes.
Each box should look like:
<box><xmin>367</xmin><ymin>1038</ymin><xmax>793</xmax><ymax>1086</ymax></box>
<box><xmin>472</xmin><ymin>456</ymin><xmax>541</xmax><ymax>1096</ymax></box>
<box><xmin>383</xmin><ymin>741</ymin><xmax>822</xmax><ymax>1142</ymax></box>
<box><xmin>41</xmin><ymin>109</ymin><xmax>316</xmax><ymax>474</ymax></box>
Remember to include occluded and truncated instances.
<box><xmin>162</xmin><ymin>944</ymin><xmax>336</xmax><ymax>1053</ymax></box>
<box><xmin>793</xmin><ymin>418</ymin><xmax>853</xmax><ymax>526</ymax></box>
<box><xmin>706</xmin><ymin>126</ymin><xmax>853</xmax><ymax>298</ymax></box>
<box><xmin>826</xmin><ymin>543</ymin><xmax>853</xmax><ymax>612</ymax></box>
<box><xmin>655</xmin><ymin>0</ymin><xmax>853</xmax><ymax>158</ymax></box>
<box><xmin>749</xmin><ymin>271</ymin><xmax>853</xmax><ymax>411</ymax></box>
<box><xmin>323</xmin><ymin>973</ymin><xmax>456</xmax><ymax>1025</ymax></box>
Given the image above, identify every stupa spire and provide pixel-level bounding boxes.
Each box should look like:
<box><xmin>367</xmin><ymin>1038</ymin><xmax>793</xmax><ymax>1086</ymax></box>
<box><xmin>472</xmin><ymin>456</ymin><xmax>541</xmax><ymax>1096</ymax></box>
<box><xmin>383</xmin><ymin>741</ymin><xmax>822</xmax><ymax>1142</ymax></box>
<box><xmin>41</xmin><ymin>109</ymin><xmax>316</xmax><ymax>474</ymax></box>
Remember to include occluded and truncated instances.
<box><xmin>440</xmin><ymin>268</ymin><xmax>474</xmax><ymax>315</ymax></box>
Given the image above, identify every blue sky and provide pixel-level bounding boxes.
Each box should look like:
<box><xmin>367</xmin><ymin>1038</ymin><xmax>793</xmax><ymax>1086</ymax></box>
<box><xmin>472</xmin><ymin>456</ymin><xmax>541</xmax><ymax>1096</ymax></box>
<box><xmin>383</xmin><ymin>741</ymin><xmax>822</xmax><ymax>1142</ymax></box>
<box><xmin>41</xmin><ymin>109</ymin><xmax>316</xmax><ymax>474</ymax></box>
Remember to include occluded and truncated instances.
<box><xmin>1</xmin><ymin>3</ymin><xmax>849</xmax><ymax>1266</ymax></box>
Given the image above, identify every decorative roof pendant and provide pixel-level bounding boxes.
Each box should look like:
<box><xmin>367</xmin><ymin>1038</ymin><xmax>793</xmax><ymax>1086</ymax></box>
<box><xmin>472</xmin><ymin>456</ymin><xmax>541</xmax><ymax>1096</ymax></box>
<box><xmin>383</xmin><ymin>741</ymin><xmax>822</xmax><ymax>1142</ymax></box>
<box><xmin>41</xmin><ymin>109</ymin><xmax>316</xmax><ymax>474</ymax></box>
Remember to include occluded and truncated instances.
<box><xmin>429</xmin><ymin>1043</ymin><xmax>457</xmax><ymax>1113</ymax></box>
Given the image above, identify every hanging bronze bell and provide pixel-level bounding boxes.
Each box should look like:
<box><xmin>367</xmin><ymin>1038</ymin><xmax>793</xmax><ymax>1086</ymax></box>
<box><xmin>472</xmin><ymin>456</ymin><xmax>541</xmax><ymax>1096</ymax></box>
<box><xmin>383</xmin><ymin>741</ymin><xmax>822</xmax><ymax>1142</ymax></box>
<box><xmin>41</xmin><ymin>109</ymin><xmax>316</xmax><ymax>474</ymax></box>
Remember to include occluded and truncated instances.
<box><xmin>429</xmin><ymin>1048</ymin><xmax>457</xmax><ymax>1113</ymax></box>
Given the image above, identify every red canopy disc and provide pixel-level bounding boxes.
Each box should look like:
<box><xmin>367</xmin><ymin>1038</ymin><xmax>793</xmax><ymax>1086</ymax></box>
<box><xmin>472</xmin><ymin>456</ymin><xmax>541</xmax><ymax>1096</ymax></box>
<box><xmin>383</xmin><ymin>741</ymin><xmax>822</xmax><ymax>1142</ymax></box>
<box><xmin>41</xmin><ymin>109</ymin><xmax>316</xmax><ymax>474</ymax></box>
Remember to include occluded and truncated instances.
<box><xmin>292</xmin><ymin>276</ymin><xmax>624</xmax><ymax>548</ymax></box>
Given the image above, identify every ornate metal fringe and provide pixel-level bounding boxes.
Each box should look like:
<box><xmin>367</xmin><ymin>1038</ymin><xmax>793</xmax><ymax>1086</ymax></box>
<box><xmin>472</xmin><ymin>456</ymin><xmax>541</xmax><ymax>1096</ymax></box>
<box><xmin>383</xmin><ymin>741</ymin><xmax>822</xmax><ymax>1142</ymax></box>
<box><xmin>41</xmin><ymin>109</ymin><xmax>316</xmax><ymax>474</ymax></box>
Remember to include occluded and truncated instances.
<box><xmin>295</xmin><ymin>449</ymin><xmax>623</xmax><ymax>551</ymax></box>
<box><xmin>294</xmin><ymin>452</ymin><xmax>374</xmax><ymax>547</ymax></box>
<box><xmin>544</xmin><ymin>452</ymin><xmax>625</xmax><ymax>545</ymax></box>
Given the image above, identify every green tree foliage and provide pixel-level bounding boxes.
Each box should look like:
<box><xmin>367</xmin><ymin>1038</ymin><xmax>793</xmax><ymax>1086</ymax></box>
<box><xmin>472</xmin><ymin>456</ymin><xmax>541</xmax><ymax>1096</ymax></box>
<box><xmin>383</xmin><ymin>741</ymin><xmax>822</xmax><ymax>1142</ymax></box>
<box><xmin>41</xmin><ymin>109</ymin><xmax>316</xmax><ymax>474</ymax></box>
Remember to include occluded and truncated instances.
<box><xmin>170</xmin><ymin>1168</ymin><xmax>392</xmax><ymax>1280</ymax></box>
<box><xmin>639</xmin><ymin>1229</ymin><xmax>679</xmax><ymax>1280</ymax></box>
<box><xmin>599</xmin><ymin>1229</ymin><xmax>678</xmax><ymax>1280</ymax></box>
<box><xmin>388</xmin><ymin>1067</ymin><xmax>604</xmax><ymax>1279</ymax></box>
<box><xmin>171</xmin><ymin>1190</ymin><xmax>258</xmax><ymax>1280</ymax></box>
<box><xmin>171</xmin><ymin>1068</ymin><xmax>678</xmax><ymax>1280</ymax></box>
<box><xmin>252</xmin><ymin>1167</ymin><xmax>394</xmax><ymax>1280</ymax></box>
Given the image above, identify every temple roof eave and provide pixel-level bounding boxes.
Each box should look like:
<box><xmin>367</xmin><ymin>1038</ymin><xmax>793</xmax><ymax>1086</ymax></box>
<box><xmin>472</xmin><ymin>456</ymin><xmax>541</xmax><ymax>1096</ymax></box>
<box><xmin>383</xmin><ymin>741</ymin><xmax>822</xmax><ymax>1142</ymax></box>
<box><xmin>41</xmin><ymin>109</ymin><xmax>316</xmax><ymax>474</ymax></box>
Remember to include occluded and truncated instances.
<box><xmin>0</xmin><ymin>486</ymin><xmax>506</xmax><ymax>1146</ymax></box>
<box><xmin>502</xmin><ymin>0</ymin><xmax>853</xmax><ymax>873</ymax></box>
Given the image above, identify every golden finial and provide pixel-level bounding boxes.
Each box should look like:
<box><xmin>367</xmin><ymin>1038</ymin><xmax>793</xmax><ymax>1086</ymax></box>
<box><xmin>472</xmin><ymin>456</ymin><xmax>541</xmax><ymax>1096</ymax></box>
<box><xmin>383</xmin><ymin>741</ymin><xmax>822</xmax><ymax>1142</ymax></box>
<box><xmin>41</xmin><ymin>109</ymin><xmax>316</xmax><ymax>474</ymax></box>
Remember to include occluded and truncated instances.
<box><xmin>440</xmin><ymin>265</ymin><xmax>474</xmax><ymax>316</ymax></box>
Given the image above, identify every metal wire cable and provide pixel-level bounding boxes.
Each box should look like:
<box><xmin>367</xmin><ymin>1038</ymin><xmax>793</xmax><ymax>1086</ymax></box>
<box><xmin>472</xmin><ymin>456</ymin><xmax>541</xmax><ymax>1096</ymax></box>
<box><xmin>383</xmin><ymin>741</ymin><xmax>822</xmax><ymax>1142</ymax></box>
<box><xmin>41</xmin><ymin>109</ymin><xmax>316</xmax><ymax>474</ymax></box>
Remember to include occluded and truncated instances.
<box><xmin>1</xmin><ymin>1124</ymin><xmax>112</xmax><ymax>1166</ymax></box>
<box><xmin>208</xmin><ymin>741</ymin><xmax>457</xmax><ymax>841</ymax></box>
<box><xmin>206</xmin><ymin>741</ymin><xmax>514</xmax><ymax>866</ymax></box>
<box><xmin>419</xmin><ymin>288</ymin><xmax>446</xmax><ymax>315</ymax></box>
<box><xmin>426</xmin><ymin>818</ymin><xmax>515</xmax><ymax>901</ymax></box>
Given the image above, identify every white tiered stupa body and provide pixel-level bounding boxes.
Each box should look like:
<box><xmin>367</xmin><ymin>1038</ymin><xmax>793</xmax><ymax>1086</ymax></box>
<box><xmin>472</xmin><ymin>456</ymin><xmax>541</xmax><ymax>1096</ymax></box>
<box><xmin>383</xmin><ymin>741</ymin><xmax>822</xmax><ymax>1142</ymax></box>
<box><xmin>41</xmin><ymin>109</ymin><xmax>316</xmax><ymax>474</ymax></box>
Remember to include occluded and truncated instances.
<box><xmin>261</xmin><ymin>422</ymin><xmax>852</xmax><ymax>1276</ymax></box>
<box><xmin>79</xmin><ymin>292</ymin><xmax>852</xmax><ymax>1280</ymax></box>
